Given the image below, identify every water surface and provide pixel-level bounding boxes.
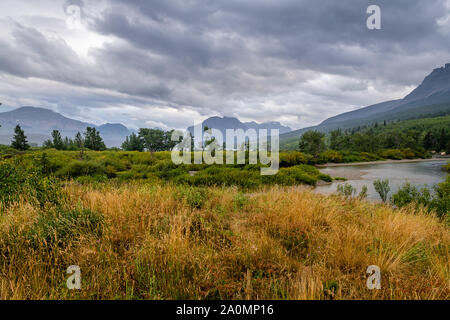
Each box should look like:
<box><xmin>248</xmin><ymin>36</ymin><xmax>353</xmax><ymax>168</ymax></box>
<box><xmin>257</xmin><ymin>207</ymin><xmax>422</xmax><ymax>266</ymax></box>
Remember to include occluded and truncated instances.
<box><xmin>315</xmin><ymin>160</ymin><xmax>447</xmax><ymax>201</ymax></box>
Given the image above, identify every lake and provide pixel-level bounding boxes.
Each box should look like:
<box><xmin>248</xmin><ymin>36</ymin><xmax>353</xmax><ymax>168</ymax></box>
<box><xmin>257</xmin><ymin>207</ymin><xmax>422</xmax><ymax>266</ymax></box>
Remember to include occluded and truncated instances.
<box><xmin>315</xmin><ymin>160</ymin><xmax>448</xmax><ymax>201</ymax></box>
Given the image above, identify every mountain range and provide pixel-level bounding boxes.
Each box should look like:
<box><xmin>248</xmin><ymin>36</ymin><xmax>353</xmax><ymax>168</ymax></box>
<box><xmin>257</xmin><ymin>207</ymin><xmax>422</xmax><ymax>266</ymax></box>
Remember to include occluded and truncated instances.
<box><xmin>280</xmin><ymin>63</ymin><xmax>450</xmax><ymax>143</ymax></box>
<box><xmin>187</xmin><ymin>116</ymin><xmax>292</xmax><ymax>138</ymax></box>
<box><xmin>0</xmin><ymin>107</ymin><xmax>131</xmax><ymax>147</ymax></box>
<box><xmin>1</xmin><ymin>64</ymin><xmax>449</xmax><ymax>149</ymax></box>
<box><xmin>0</xmin><ymin>107</ymin><xmax>291</xmax><ymax>148</ymax></box>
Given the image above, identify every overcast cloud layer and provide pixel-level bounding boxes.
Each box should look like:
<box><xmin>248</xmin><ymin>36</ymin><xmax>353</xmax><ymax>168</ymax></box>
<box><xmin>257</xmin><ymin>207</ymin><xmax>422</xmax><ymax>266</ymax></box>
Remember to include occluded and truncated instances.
<box><xmin>0</xmin><ymin>0</ymin><xmax>449</xmax><ymax>130</ymax></box>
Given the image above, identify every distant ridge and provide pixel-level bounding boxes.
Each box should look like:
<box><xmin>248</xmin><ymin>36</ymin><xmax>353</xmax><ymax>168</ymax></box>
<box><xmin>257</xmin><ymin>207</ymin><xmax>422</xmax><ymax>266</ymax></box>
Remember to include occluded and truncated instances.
<box><xmin>0</xmin><ymin>106</ymin><xmax>130</xmax><ymax>147</ymax></box>
<box><xmin>280</xmin><ymin>63</ymin><xmax>450</xmax><ymax>142</ymax></box>
<box><xmin>0</xmin><ymin>107</ymin><xmax>292</xmax><ymax>148</ymax></box>
<box><xmin>187</xmin><ymin>116</ymin><xmax>292</xmax><ymax>137</ymax></box>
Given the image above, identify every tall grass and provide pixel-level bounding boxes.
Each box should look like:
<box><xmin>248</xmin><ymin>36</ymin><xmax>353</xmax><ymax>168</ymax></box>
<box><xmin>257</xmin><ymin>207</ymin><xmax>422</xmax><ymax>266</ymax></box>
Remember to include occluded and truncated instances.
<box><xmin>0</xmin><ymin>183</ymin><xmax>448</xmax><ymax>300</ymax></box>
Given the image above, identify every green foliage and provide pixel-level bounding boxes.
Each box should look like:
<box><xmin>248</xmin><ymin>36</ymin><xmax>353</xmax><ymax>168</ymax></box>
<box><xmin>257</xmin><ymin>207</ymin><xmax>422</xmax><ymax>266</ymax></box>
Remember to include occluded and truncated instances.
<box><xmin>443</xmin><ymin>162</ymin><xmax>450</xmax><ymax>173</ymax></box>
<box><xmin>11</xmin><ymin>124</ymin><xmax>30</xmax><ymax>151</ymax></box>
<box><xmin>337</xmin><ymin>183</ymin><xmax>356</xmax><ymax>198</ymax></box>
<box><xmin>138</xmin><ymin>128</ymin><xmax>177</xmax><ymax>152</ymax></box>
<box><xmin>430</xmin><ymin>176</ymin><xmax>450</xmax><ymax>219</ymax></box>
<box><xmin>391</xmin><ymin>183</ymin><xmax>432</xmax><ymax>208</ymax></box>
<box><xmin>279</xmin><ymin>152</ymin><xmax>308</xmax><ymax>167</ymax></box>
<box><xmin>51</xmin><ymin>130</ymin><xmax>64</xmax><ymax>150</ymax></box>
<box><xmin>122</xmin><ymin>132</ymin><xmax>145</xmax><ymax>152</ymax></box>
<box><xmin>174</xmin><ymin>186</ymin><xmax>208</xmax><ymax>209</ymax></box>
<box><xmin>233</xmin><ymin>192</ymin><xmax>248</xmax><ymax>210</ymax></box>
<box><xmin>84</xmin><ymin>127</ymin><xmax>106</xmax><ymax>151</ymax></box>
<box><xmin>298</xmin><ymin>131</ymin><xmax>326</xmax><ymax>157</ymax></box>
<box><xmin>0</xmin><ymin>160</ymin><xmax>63</xmax><ymax>211</ymax></box>
<box><xmin>56</xmin><ymin>160</ymin><xmax>106</xmax><ymax>178</ymax></box>
<box><xmin>358</xmin><ymin>185</ymin><xmax>368</xmax><ymax>200</ymax></box>
<box><xmin>26</xmin><ymin>208</ymin><xmax>104</xmax><ymax>248</ymax></box>
<box><xmin>282</xmin><ymin>115</ymin><xmax>450</xmax><ymax>157</ymax></box>
<box><xmin>373</xmin><ymin>179</ymin><xmax>390</xmax><ymax>202</ymax></box>
<box><xmin>390</xmin><ymin>178</ymin><xmax>449</xmax><ymax>220</ymax></box>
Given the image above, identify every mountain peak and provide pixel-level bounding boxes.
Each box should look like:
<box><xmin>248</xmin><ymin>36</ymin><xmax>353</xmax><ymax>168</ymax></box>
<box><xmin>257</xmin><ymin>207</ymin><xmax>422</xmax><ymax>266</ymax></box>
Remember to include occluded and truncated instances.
<box><xmin>0</xmin><ymin>106</ymin><xmax>130</xmax><ymax>147</ymax></box>
<box><xmin>403</xmin><ymin>63</ymin><xmax>450</xmax><ymax>102</ymax></box>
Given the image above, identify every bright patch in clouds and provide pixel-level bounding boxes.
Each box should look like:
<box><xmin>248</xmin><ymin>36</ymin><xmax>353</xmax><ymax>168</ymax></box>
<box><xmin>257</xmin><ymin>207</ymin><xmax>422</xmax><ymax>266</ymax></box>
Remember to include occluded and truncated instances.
<box><xmin>0</xmin><ymin>0</ymin><xmax>449</xmax><ymax>130</ymax></box>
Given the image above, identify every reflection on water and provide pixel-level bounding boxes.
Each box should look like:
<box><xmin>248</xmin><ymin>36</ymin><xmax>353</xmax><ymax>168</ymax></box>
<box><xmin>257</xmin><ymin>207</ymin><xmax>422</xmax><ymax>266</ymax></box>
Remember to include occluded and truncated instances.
<box><xmin>315</xmin><ymin>160</ymin><xmax>448</xmax><ymax>201</ymax></box>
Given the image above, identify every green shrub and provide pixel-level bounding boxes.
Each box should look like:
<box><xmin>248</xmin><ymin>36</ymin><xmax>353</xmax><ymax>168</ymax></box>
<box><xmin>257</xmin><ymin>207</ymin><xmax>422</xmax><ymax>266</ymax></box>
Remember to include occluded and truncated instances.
<box><xmin>379</xmin><ymin>149</ymin><xmax>403</xmax><ymax>160</ymax></box>
<box><xmin>391</xmin><ymin>183</ymin><xmax>432</xmax><ymax>208</ymax></box>
<box><xmin>279</xmin><ymin>152</ymin><xmax>308</xmax><ymax>167</ymax></box>
<box><xmin>358</xmin><ymin>185</ymin><xmax>368</xmax><ymax>199</ymax></box>
<box><xmin>26</xmin><ymin>208</ymin><xmax>105</xmax><ymax>248</ymax></box>
<box><xmin>0</xmin><ymin>161</ymin><xmax>63</xmax><ymax>211</ymax></box>
<box><xmin>337</xmin><ymin>183</ymin><xmax>356</xmax><ymax>198</ymax></box>
<box><xmin>318</xmin><ymin>173</ymin><xmax>332</xmax><ymax>182</ymax></box>
<box><xmin>318</xmin><ymin>150</ymin><xmax>343</xmax><ymax>163</ymax></box>
<box><xmin>443</xmin><ymin>162</ymin><xmax>450</xmax><ymax>173</ymax></box>
<box><xmin>430</xmin><ymin>176</ymin><xmax>450</xmax><ymax>219</ymax></box>
<box><xmin>233</xmin><ymin>192</ymin><xmax>248</xmax><ymax>210</ymax></box>
<box><xmin>173</xmin><ymin>186</ymin><xmax>208</xmax><ymax>209</ymax></box>
<box><xmin>373</xmin><ymin>179</ymin><xmax>390</xmax><ymax>202</ymax></box>
<box><xmin>56</xmin><ymin>160</ymin><xmax>106</xmax><ymax>178</ymax></box>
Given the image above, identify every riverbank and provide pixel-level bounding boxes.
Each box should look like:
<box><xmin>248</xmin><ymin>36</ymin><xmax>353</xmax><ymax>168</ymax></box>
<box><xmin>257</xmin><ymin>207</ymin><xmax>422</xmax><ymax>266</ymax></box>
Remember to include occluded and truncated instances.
<box><xmin>316</xmin><ymin>157</ymin><xmax>449</xmax><ymax>168</ymax></box>
<box><xmin>315</xmin><ymin>159</ymin><xmax>448</xmax><ymax>200</ymax></box>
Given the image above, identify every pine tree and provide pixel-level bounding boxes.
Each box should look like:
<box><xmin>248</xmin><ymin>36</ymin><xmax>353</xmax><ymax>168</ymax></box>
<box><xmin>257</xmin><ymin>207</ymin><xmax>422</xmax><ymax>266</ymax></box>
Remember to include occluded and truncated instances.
<box><xmin>74</xmin><ymin>132</ymin><xmax>84</xmax><ymax>149</ymax></box>
<box><xmin>438</xmin><ymin>129</ymin><xmax>447</xmax><ymax>152</ymax></box>
<box><xmin>121</xmin><ymin>133</ymin><xmax>144</xmax><ymax>151</ymax></box>
<box><xmin>51</xmin><ymin>130</ymin><xmax>64</xmax><ymax>150</ymax></box>
<box><xmin>11</xmin><ymin>124</ymin><xmax>30</xmax><ymax>150</ymax></box>
<box><xmin>423</xmin><ymin>131</ymin><xmax>434</xmax><ymax>150</ymax></box>
<box><xmin>84</xmin><ymin>127</ymin><xmax>106</xmax><ymax>151</ymax></box>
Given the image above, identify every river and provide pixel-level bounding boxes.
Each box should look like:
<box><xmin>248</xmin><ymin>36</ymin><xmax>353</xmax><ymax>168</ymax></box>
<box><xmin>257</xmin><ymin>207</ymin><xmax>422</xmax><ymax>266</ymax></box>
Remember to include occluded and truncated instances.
<box><xmin>315</xmin><ymin>160</ymin><xmax>448</xmax><ymax>201</ymax></box>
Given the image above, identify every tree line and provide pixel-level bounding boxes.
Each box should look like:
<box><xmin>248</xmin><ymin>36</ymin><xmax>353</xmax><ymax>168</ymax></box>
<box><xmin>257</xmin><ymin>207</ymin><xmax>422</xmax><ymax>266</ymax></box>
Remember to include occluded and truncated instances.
<box><xmin>121</xmin><ymin>129</ymin><xmax>178</xmax><ymax>152</ymax></box>
<box><xmin>298</xmin><ymin>122</ymin><xmax>450</xmax><ymax>156</ymax></box>
<box><xmin>7</xmin><ymin>124</ymin><xmax>178</xmax><ymax>152</ymax></box>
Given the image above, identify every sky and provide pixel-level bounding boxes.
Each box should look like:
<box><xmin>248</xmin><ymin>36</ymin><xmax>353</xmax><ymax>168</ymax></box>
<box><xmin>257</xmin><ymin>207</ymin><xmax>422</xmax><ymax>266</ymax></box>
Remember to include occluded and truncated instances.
<box><xmin>0</xmin><ymin>0</ymin><xmax>450</xmax><ymax>130</ymax></box>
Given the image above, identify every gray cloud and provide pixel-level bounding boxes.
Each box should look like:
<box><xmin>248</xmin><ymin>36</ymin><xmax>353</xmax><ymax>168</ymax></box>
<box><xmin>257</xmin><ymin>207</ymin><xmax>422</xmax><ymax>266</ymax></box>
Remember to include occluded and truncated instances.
<box><xmin>0</xmin><ymin>0</ymin><xmax>449</xmax><ymax>130</ymax></box>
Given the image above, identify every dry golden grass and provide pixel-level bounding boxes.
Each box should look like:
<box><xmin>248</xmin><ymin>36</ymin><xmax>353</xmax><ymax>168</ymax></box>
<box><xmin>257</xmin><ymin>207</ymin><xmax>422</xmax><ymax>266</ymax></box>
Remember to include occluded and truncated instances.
<box><xmin>0</xmin><ymin>182</ymin><xmax>448</xmax><ymax>300</ymax></box>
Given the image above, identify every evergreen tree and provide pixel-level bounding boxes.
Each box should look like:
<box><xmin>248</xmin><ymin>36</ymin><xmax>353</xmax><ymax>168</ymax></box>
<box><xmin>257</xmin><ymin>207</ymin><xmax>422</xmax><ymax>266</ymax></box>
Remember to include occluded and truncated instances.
<box><xmin>423</xmin><ymin>131</ymin><xmax>434</xmax><ymax>150</ymax></box>
<box><xmin>11</xmin><ymin>124</ymin><xmax>30</xmax><ymax>150</ymax></box>
<box><xmin>74</xmin><ymin>132</ymin><xmax>84</xmax><ymax>149</ymax></box>
<box><xmin>84</xmin><ymin>127</ymin><xmax>106</xmax><ymax>151</ymax></box>
<box><xmin>298</xmin><ymin>131</ymin><xmax>326</xmax><ymax>157</ymax></box>
<box><xmin>121</xmin><ymin>133</ymin><xmax>144</xmax><ymax>151</ymax></box>
<box><xmin>51</xmin><ymin>130</ymin><xmax>64</xmax><ymax>150</ymax></box>
<box><xmin>438</xmin><ymin>129</ymin><xmax>447</xmax><ymax>151</ymax></box>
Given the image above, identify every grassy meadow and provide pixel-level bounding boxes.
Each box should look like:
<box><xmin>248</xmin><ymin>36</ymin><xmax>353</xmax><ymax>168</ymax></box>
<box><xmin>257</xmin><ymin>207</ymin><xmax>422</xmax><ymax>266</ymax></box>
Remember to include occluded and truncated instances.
<box><xmin>0</xmin><ymin>148</ymin><xmax>449</xmax><ymax>300</ymax></box>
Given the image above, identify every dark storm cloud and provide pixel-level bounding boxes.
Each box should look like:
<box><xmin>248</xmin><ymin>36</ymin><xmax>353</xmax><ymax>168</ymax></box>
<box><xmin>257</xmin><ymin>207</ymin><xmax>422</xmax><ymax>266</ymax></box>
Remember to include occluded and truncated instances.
<box><xmin>0</xmin><ymin>0</ymin><xmax>449</xmax><ymax>129</ymax></box>
<box><xmin>92</xmin><ymin>0</ymin><xmax>450</xmax><ymax>82</ymax></box>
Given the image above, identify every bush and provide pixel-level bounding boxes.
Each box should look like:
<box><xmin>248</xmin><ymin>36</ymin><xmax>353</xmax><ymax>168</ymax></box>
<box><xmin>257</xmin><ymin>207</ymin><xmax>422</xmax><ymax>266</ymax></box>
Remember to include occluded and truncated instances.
<box><xmin>279</xmin><ymin>152</ymin><xmax>308</xmax><ymax>167</ymax></box>
<box><xmin>443</xmin><ymin>162</ymin><xmax>450</xmax><ymax>173</ymax></box>
<box><xmin>378</xmin><ymin>149</ymin><xmax>403</xmax><ymax>160</ymax></box>
<box><xmin>270</xmin><ymin>165</ymin><xmax>321</xmax><ymax>186</ymax></box>
<box><xmin>56</xmin><ymin>160</ymin><xmax>106</xmax><ymax>178</ymax></box>
<box><xmin>373</xmin><ymin>179</ymin><xmax>390</xmax><ymax>202</ymax></box>
<box><xmin>26</xmin><ymin>208</ymin><xmax>104</xmax><ymax>248</ymax></box>
<box><xmin>318</xmin><ymin>150</ymin><xmax>343</xmax><ymax>163</ymax></box>
<box><xmin>0</xmin><ymin>161</ymin><xmax>63</xmax><ymax>211</ymax></box>
<box><xmin>391</xmin><ymin>183</ymin><xmax>432</xmax><ymax>208</ymax></box>
<box><xmin>358</xmin><ymin>185</ymin><xmax>368</xmax><ymax>200</ymax></box>
<box><xmin>173</xmin><ymin>186</ymin><xmax>208</xmax><ymax>209</ymax></box>
<box><xmin>430</xmin><ymin>176</ymin><xmax>450</xmax><ymax>219</ymax></box>
<box><xmin>337</xmin><ymin>183</ymin><xmax>356</xmax><ymax>198</ymax></box>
